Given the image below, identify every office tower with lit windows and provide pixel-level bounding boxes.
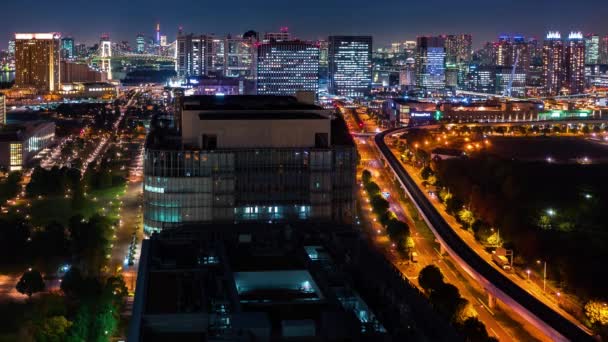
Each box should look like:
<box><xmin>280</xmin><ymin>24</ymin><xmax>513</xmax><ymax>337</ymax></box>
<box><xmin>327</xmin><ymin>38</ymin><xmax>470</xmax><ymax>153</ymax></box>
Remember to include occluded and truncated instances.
<box><xmin>257</xmin><ymin>41</ymin><xmax>319</xmax><ymax>95</ymax></box>
<box><xmin>542</xmin><ymin>32</ymin><xmax>565</xmax><ymax>96</ymax></box>
<box><xmin>445</xmin><ymin>34</ymin><xmax>472</xmax><ymax>87</ymax></box>
<box><xmin>584</xmin><ymin>34</ymin><xmax>599</xmax><ymax>65</ymax></box>
<box><xmin>493</xmin><ymin>35</ymin><xmax>530</xmax><ymax>75</ymax></box>
<box><xmin>176</xmin><ymin>34</ymin><xmax>213</xmax><ymax>77</ymax></box>
<box><xmin>61</xmin><ymin>37</ymin><xmax>74</xmax><ymax>60</ymax></box>
<box><xmin>0</xmin><ymin>94</ymin><xmax>5</xmax><ymax>125</ymax></box>
<box><xmin>210</xmin><ymin>37</ymin><xmax>226</xmax><ymax>76</ymax></box>
<box><xmin>565</xmin><ymin>32</ymin><xmax>586</xmax><ymax>95</ymax></box>
<box><xmin>445</xmin><ymin>34</ymin><xmax>472</xmax><ymax>65</ymax></box>
<box><xmin>415</xmin><ymin>36</ymin><xmax>446</xmax><ymax>90</ymax></box>
<box><xmin>14</xmin><ymin>33</ymin><xmax>61</xmax><ymax>92</ymax></box>
<box><xmin>328</xmin><ymin>36</ymin><xmax>372</xmax><ymax>97</ymax></box>
<box><xmin>600</xmin><ymin>36</ymin><xmax>608</xmax><ymax>65</ymax></box>
<box><xmin>136</xmin><ymin>34</ymin><xmax>145</xmax><ymax>54</ymax></box>
<box><xmin>224</xmin><ymin>35</ymin><xmax>256</xmax><ymax>79</ymax></box>
<box><xmin>8</xmin><ymin>40</ymin><xmax>15</xmax><ymax>57</ymax></box>
<box><xmin>466</xmin><ymin>65</ymin><xmax>495</xmax><ymax>94</ymax></box>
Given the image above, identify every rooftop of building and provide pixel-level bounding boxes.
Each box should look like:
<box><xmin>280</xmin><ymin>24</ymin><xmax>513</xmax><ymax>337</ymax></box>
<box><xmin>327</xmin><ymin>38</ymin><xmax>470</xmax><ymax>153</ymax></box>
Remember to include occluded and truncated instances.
<box><xmin>183</xmin><ymin>95</ymin><xmax>323</xmax><ymax>111</ymax></box>
<box><xmin>131</xmin><ymin>224</ymin><xmax>382</xmax><ymax>341</ymax></box>
<box><xmin>0</xmin><ymin>121</ymin><xmax>54</xmax><ymax>141</ymax></box>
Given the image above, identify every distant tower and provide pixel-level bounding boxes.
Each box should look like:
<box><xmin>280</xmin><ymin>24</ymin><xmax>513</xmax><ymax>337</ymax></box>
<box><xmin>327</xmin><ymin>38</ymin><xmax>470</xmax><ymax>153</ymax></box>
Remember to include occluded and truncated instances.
<box><xmin>542</xmin><ymin>31</ymin><xmax>564</xmax><ymax>96</ymax></box>
<box><xmin>100</xmin><ymin>34</ymin><xmax>112</xmax><ymax>80</ymax></box>
<box><xmin>156</xmin><ymin>23</ymin><xmax>161</xmax><ymax>45</ymax></box>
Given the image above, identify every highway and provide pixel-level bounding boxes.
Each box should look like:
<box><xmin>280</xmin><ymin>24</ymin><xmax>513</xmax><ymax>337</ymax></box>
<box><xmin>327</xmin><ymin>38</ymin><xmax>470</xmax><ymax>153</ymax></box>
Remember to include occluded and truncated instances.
<box><xmin>374</xmin><ymin>127</ymin><xmax>594</xmax><ymax>342</ymax></box>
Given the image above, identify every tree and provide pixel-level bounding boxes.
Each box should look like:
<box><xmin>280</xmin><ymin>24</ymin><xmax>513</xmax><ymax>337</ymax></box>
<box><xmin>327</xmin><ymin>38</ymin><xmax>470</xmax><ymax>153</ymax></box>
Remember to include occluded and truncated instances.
<box><xmin>458</xmin><ymin>209</ymin><xmax>476</xmax><ymax>230</ymax></box>
<box><xmin>370</xmin><ymin>195</ymin><xmax>390</xmax><ymax>216</ymax></box>
<box><xmin>386</xmin><ymin>219</ymin><xmax>410</xmax><ymax>245</ymax></box>
<box><xmin>364</xmin><ymin>182</ymin><xmax>381</xmax><ymax>197</ymax></box>
<box><xmin>418</xmin><ymin>265</ymin><xmax>444</xmax><ymax>293</ymax></box>
<box><xmin>420</xmin><ymin>166</ymin><xmax>433</xmax><ymax>181</ymax></box>
<box><xmin>453</xmin><ymin>299</ymin><xmax>477</xmax><ymax>324</ymax></box>
<box><xmin>16</xmin><ymin>269</ymin><xmax>45</xmax><ymax>298</ymax></box>
<box><xmin>361</xmin><ymin>170</ymin><xmax>372</xmax><ymax>184</ymax></box>
<box><xmin>35</xmin><ymin>316</ymin><xmax>72</xmax><ymax>342</ymax></box>
<box><xmin>65</xmin><ymin>304</ymin><xmax>91</xmax><ymax>342</ymax></box>
<box><xmin>61</xmin><ymin>268</ymin><xmax>85</xmax><ymax>298</ymax></box>
<box><xmin>429</xmin><ymin>283</ymin><xmax>463</xmax><ymax>319</ymax></box>
<box><xmin>584</xmin><ymin>300</ymin><xmax>608</xmax><ymax>326</ymax></box>
<box><xmin>460</xmin><ymin>317</ymin><xmax>496</xmax><ymax>342</ymax></box>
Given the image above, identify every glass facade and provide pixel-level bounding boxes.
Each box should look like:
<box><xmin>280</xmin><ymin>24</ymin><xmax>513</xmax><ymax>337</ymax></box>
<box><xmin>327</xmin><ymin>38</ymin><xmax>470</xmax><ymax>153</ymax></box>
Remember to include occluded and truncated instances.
<box><xmin>415</xmin><ymin>37</ymin><xmax>446</xmax><ymax>90</ymax></box>
<box><xmin>328</xmin><ymin>36</ymin><xmax>372</xmax><ymax>98</ymax></box>
<box><xmin>10</xmin><ymin>143</ymin><xmax>23</xmax><ymax>171</ymax></box>
<box><xmin>257</xmin><ymin>42</ymin><xmax>320</xmax><ymax>96</ymax></box>
<box><xmin>144</xmin><ymin>147</ymin><xmax>355</xmax><ymax>232</ymax></box>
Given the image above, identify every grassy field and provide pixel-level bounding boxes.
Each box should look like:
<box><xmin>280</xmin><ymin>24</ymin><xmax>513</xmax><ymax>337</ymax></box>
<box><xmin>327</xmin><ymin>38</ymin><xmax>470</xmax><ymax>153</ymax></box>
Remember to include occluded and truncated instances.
<box><xmin>26</xmin><ymin>185</ymin><xmax>125</xmax><ymax>226</ymax></box>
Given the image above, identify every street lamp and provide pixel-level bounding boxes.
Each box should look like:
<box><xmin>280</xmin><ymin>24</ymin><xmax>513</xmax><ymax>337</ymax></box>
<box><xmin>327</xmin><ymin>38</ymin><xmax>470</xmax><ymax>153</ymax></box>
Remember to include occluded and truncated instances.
<box><xmin>537</xmin><ymin>260</ymin><xmax>547</xmax><ymax>293</ymax></box>
<box><xmin>526</xmin><ymin>269</ymin><xmax>531</xmax><ymax>280</ymax></box>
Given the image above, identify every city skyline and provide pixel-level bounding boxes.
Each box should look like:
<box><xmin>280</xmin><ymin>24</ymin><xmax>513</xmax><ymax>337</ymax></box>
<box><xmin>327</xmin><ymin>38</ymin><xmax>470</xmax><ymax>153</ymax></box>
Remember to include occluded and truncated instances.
<box><xmin>1</xmin><ymin>0</ymin><xmax>608</xmax><ymax>48</ymax></box>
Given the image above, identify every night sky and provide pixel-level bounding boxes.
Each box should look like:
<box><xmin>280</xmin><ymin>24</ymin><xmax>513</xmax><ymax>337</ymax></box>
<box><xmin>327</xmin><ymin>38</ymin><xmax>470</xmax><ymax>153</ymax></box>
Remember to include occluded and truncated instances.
<box><xmin>1</xmin><ymin>0</ymin><xmax>607</xmax><ymax>49</ymax></box>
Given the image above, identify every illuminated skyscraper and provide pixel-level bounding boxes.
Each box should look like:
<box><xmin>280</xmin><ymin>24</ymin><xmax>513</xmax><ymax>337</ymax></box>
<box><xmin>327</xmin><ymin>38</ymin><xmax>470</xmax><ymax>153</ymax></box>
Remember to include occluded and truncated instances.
<box><xmin>176</xmin><ymin>34</ymin><xmax>213</xmax><ymax>77</ymax></box>
<box><xmin>257</xmin><ymin>40</ymin><xmax>319</xmax><ymax>95</ymax></box>
<box><xmin>445</xmin><ymin>34</ymin><xmax>472</xmax><ymax>65</ymax></box>
<box><xmin>136</xmin><ymin>34</ymin><xmax>145</xmax><ymax>54</ymax></box>
<box><xmin>14</xmin><ymin>33</ymin><xmax>61</xmax><ymax>92</ymax></box>
<box><xmin>565</xmin><ymin>32</ymin><xmax>586</xmax><ymax>95</ymax></box>
<box><xmin>8</xmin><ymin>40</ymin><xmax>15</xmax><ymax>56</ymax></box>
<box><xmin>0</xmin><ymin>94</ymin><xmax>5</xmax><ymax>125</ymax></box>
<box><xmin>61</xmin><ymin>37</ymin><xmax>74</xmax><ymax>60</ymax></box>
<box><xmin>493</xmin><ymin>35</ymin><xmax>529</xmax><ymax>74</ymax></box>
<box><xmin>585</xmin><ymin>34</ymin><xmax>600</xmax><ymax>65</ymax></box>
<box><xmin>224</xmin><ymin>35</ymin><xmax>256</xmax><ymax>79</ymax></box>
<box><xmin>601</xmin><ymin>36</ymin><xmax>608</xmax><ymax>65</ymax></box>
<box><xmin>415</xmin><ymin>36</ymin><xmax>446</xmax><ymax>90</ymax></box>
<box><xmin>328</xmin><ymin>36</ymin><xmax>372</xmax><ymax>97</ymax></box>
<box><xmin>542</xmin><ymin>32</ymin><xmax>564</xmax><ymax>96</ymax></box>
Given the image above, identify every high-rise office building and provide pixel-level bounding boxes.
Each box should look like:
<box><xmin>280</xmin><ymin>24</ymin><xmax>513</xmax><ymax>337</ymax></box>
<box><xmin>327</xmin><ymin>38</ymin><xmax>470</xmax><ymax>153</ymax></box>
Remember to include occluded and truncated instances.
<box><xmin>263</xmin><ymin>27</ymin><xmax>291</xmax><ymax>42</ymax></box>
<box><xmin>14</xmin><ymin>33</ymin><xmax>61</xmax><ymax>92</ymax></box>
<box><xmin>176</xmin><ymin>34</ymin><xmax>213</xmax><ymax>77</ymax></box>
<box><xmin>257</xmin><ymin>41</ymin><xmax>319</xmax><ymax>95</ymax></box>
<box><xmin>136</xmin><ymin>34</ymin><xmax>145</xmax><ymax>54</ymax></box>
<box><xmin>224</xmin><ymin>35</ymin><xmax>256</xmax><ymax>79</ymax></box>
<box><xmin>143</xmin><ymin>95</ymin><xmax>356</xmax><ymax>231</ymax></box>
<box><xmin>600</xmin><ymin>36</ymin><xmax>608</xmax><ymax>65</ymax></box>
<box><xmin>542</xmin><ymin>32</ymin><xmax>565</xmax><ymax>96</ymax></box>
<box><xmin>0</xmin><ymin>94</ymin><xmax>5</xmax><ymax>125</ymax></box>
<box><xmin>415</xmin><ymin>36</ymin><xmax>446</xmax><ymax>90</ymax></box>
<box><xmin>210</xmin><ymin>37</ymin><xmax>226</xmax><ymax>76</ymax></box>
<box><xmin>328</xmin><ymin>36</ymin><xmax>372</xmax><ymax>97</ymax></box>
<box><xmin>8</xmin><ymin>40</ymin><xmax>15</xmax><ymax>56</ymax></box>
<box><xmin>445</xmin><ymin>34</ymin><xmax>472</xmax><ymax>65</ymax></box>
<box><xmin>61</xmin><ymin>37</ymin><xmax>74</xmax><ymax>60</ymax></box>
<box><xmin>565</xmin><ymin>32</ymin><xmax>586</xmax><ymax>95</ymax></box>
<box><xmin>466</xmin><ymin>65</ymin><xmax>495</xmax><ymax>94</ymax></box>
<box><xmin>585</xmin><ymin>34</ymin><xmax>600</xmax><ymax>65</ymax></box>
<box><xmin>493</xmin><ymin>35</ymin><xmax>529</xmax><ymax>75</ymax></box>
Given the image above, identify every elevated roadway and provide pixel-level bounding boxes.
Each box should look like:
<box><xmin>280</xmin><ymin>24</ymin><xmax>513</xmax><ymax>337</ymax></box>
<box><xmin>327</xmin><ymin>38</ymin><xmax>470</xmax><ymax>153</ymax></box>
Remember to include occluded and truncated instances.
<box><xmin>374</xmin><ymin>127</ymin><xmax>595</xmax><ymax>342</ymax></box>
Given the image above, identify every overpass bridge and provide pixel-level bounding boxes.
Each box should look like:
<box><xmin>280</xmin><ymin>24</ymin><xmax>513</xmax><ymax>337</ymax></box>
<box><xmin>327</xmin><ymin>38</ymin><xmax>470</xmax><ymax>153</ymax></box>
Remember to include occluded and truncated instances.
<box><xmin>374</xmin><ymin>127</ymin><xmax>595</xmax><ymax>342</ymax></box>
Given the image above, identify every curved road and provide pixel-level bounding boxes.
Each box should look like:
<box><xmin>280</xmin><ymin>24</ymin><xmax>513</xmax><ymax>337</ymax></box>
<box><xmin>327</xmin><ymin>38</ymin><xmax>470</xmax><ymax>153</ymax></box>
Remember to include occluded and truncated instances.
<box><xmin>375</xmin><ymin>127</ymin><xmax>594</xmax><ymax>342</ymax></box>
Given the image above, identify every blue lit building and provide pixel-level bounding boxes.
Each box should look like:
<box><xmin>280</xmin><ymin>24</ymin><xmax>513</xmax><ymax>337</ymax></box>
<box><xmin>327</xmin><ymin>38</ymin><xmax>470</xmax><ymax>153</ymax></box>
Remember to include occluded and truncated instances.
<box><xmin>415</xmin><ymin>36</ymin><xmax>446</xmax><ymax>90</ymax></box>
<box><xmin>328</xmin><ymin>36</ymin><xmax>372</xmax><ymax>98</ymax></box>
<box><xmin>143</xmin><ymin>95</ymin><xmax>356</xmax><ymax>232</ymax></box>
<box><xmin>61</xmin><ymin>37</ymin><xmax>74</xmax><ymax>60</ymax></box>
